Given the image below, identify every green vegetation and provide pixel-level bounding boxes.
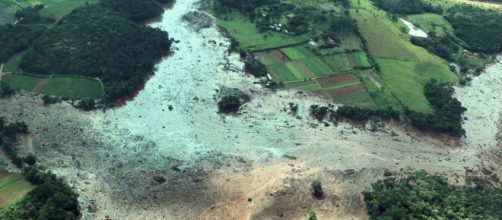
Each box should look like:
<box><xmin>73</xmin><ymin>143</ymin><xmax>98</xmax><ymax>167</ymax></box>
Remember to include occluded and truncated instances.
<box><xmin>217</xmin><ymin>12</ymin><xmax>309</xmax><ymax>51</ymax></box>
<box><xmin>101</xmin><ymin>0</ymin><xmax>165</xmax><ymax>23</ymax></box>
<box><xmin>218</xmin><ymin>95</ymin><xmax>242</xmax><ymax>113</ymax></box>
<box><xmin>311</xmin><ymin>180</ymin><xmax>324</xmax><ymax>199</ymax></box>
<box><xmin>1</xmin><ymin>168</ymin><xmax>80</xmax><ymax>219</ymax></box>
<box><xmin>2</xmin><ymin>74</ymin><xmax>104</xmax><ymax>99</ymax></box>
<box><xmin>406</xmin><ymin>13</ymin><xmax>454</xmax><ymax>36</ymax></box>
<box><xmin>2</xmin><ymin>74</ymin><xmax>40</xmax><ymax>92</ymax></box>
<box><xmin>446</xmin><ymin>5</ymin><xmax>502</xmax><ymax>53</ymax></box>
<box><xmin>19</xmin><ymin>4</ymin><xmax>172</xmax><ymax>102</ymax></box>
<box><xmin>0</xmin><ymin>24</ymin><xmax>46</xmax><ymax>63</ymax></box>
<box><xmin>406</xmin><ymin>80</ymin><xmax>466</xmax><ymax>136</ymax></box>
<box><xmin>372</xmin><ymin>0</ymin><xmax>440</xmax><ymax>15</ymax></box>
<box><xmin>0</xmin><ymin>119</ymin><xmax>80</xmax><ymax>219</ymax></box>
<box><xmin>40</xmin><ymin>77</ymin><xmax>104</xmax><ymax>99</ymax></box>
<box><xmin>364</xmin><ymin>171</ymin><xmax>502</xmax><ymax>219</ymax></box>
<box><xmin>0</xmin><ymin>171</ymin><xmax>34</xmax><ymax>210</ymax></box>
<box><xmin>307</xmin><ymin>211</ymin><xmax>317</xmax><ymax>220</ymax></box>
<box><xmin>353</xmin><ymin>7</ymin><xmax>457</xmax><ymax>112</ymax></box>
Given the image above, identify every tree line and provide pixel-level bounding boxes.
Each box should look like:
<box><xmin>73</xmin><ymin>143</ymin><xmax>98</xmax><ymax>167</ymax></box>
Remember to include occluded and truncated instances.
<box><xmin>364</xmin><ymin>171</ymin><xmax>502</xmax><ymax>219</ymax></box>
<box><xmin>19</xmin><ymin>2</ymin><xmax>173</xmax><ymax>103</ymax></box>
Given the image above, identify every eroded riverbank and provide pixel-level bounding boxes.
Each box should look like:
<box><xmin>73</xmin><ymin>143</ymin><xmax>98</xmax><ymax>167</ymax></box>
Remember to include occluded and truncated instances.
<box><xmin>1</xmin><ymin>1</ymin><xmax>502</xmax><ymax>219</ymax></box>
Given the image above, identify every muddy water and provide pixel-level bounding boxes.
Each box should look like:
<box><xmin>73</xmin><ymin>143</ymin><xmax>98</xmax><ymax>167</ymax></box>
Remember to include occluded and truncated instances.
<box><xmin>455</xmin><ymin>56</ymin><xmax>502</xmax><ymax>151</ymax></box>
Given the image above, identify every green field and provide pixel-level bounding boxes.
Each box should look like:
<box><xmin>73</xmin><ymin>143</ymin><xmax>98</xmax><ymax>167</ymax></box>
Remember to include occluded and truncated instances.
<box><xmin>286</xmin><ymin>80</ymin><xmax>322</xmax><ymax>91</ymax></box>
<box><xmin>352</xmin><ymin>10</ymin><xmax>417</xmax><ymax>61</ymax></box>
<box><xmin>406</xmin><ymin>13</ymin><xmax>454</xmax><ymax>36</ymax></box>
<box><xmin>351</xmin><ymin>52</ymin><xmax>372</xmax><ymax>68</ymax></box>
<box><xmin>217</xmin><ymin>12</ymin><xmax>309</xmax><ymax>51</ymax></box>
<box><xmin>280</xmin><ymin>46</ymin><xmax>316</xmax><ymax>60</ymax></box>
<box><xmin>0</xmin><ymin>0</ymin><xmax>94</xmax><ymax>24</ymax></box>
<box><xmin>2</xmin><ymin>73</ymin><xmax>40</xmax><ymax>91</ymax></box>
<box><xmin>2</xmin><ymin>73</ymin><xmax>105</xmax><ymax>99</ymax></box>
<box><xmin>40</xmin><ymin>76</ymin><xmax>105</xmax><ymax>98</ymax></box>
<box><xmin>352</xmin><ymin>6</ymin><xmax>457</xmax><ymax>112</ymax></box>
<box><xmin>3</xmin><ymin>51</ymin><xmax>25</xmax><ymax>73</ymax></box>
<box><xmin>268</xmin><ymin>64</ymin><xmax>298</xmax><ymax>82</ymax></box>
<box><xmin>323</xmin><ymin>54</ymin><xmax>352</xmax><ymax>73</ymax></box>
<box><xmin>0</xmin><ymin>170</ymin><xmax>33</xmax><ymax>210</ymax></box>
<box><xmin>302</xmin><ymin>57</ymin><xmax>335</xmax><ymax>77</ymax></box>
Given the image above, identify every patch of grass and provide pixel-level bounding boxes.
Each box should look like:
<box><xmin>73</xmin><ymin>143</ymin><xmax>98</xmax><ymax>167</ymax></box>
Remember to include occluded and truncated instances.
<box><xmin>301</xmin><ymin>57</ymin><xmax>334</xmax><ymax>77</ymax></box>
<box><xmin>351</xmin><ymin>51</ymin><xmax>372</xmax><ymax>68</ymax></box>
<box><xmin>285</xmin><ymin>62</ymin><xmax>305</xmax><ymax>80</ymax></box>
<box><xmin>40</xmin><ymin>76</ymin><xmax>104</xmax><ymax>99</ymax></box>
<box><xmin>281</xmin><ymin>45</ymin><xmax>316</xmax><ymax>60</ymax></box>
<box><xmin>323</xmin><ymin>53</ymin><xmax>352</xmax><ymax>73</ymax></box>
<box><xmin>2</xmin><ymin>73</ymin><xmax>41</xmax><ymax>91</ymax></box>
<box><xmin>0</xmin><ymin>171</ymin><xmax>34</xmax><ymax>210</ymax></box>
<box><xmin>336</xmin><ymin>90</ymin><xmax>375</xmax><ymax>108</ymax></box>
<box><xmin>217</xmin><ymin>12</ymin><xmax>309</xmax><ymax>51</ymax></box>
<box><xmin>356</xmin><ymin>71</ymin><xmax>402</xmax><ymax>110</ymax></box>
<box><xmin>257</xmin><ymin>52</ymin><xmax>280</xmax><ymax>66</ymax></box>
<box><xmin>286</xmin><ymin>80</ymin><xmax>321</xmax><ymax>91</ymax></box>
<box><xmin>3</xmin><ymin>51</ymin><xmax>26</xmax><ymax>73</ymax></box>
<box><xmin>268</xmin><ymin>64</ymin><xmax>298</xmax><ymax>82</ymax></box>
<box><xmin>406</xmin><ymin>13</ymin><xmax>454</xmax><ymax>36</ymax></box>
<box><xmin>324</xmin><ymin>80</ymin><xmax>360</xmax><ymax>90</ymax></box>
<box><xmin>376</xmin><ymin>58</ymin><xmax>455</xmax><ymax>112</ymax></box>
<box><xmin>2</xmin><ymin>73</ymin><xmax>104</xmax><ymax>99</ymax></box>
<box><xmin>352</xmin><ymin>9</ymin><xmax>417</xmax><ymax>61</ymax></box>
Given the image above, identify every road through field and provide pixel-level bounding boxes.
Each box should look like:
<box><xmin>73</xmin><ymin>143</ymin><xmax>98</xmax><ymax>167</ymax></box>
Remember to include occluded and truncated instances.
<box><xmin>1</xmin><ymin>1</ymin><xmax>502</xmax><ymax>219</ymax></box>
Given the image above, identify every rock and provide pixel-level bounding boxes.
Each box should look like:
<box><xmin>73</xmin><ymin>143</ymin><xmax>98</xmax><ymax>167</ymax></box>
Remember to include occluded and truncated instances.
<box><xmin>153</xmin><ymin>176</ymin><xmax>166</xmax><ymax>184</ymax></box>
<box><xmin>182</xmin><ymin>11</ymin><xmax>214</xmax><ymax>31</ymax></box>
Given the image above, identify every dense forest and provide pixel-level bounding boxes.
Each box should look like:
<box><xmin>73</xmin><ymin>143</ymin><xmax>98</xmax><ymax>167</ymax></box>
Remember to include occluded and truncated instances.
<box><xmin>364</xmin><ymin>171</ymin><xmax>502</xmax><ymax>219</ymax></box>
<box><xmin>446</xmin><ymin>5</ymin><xmax>502</xmax><ymax>53</ymax></box>
<box><xmin>372</xmin><ymin>0</ymin><xmax>440</xmax><ymax>15</ymax></box>
<box><xmin>0</xmin><ymin>24</ymin><xmax>45</xmax><ymax>63</ymax></box>
<box><xmin>19</xmin><ymin>4</ymin><xmax>172</xmax><ymax>102</ymax></box>
<box><xmin>101</xmin><ymin>0</ymin><xmax>165</xmax><ymax>22</ymax></box>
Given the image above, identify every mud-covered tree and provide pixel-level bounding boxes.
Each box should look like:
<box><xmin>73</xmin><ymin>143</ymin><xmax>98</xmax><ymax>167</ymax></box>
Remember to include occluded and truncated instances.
<box><xmin>311</xmin><ymin>180</ymin><xmax>324</xmax><ymax>199</ymax></box>
<box><xmin>218</xmin><ymin>95</ymin><xmax>242</xmax><ymax>113</ymax></box>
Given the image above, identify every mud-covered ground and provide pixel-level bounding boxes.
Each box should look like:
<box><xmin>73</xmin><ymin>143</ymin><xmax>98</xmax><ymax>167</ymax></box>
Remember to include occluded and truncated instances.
<box><xmin>1</xmin><ymin>1</ymin><xmax>502</xmax><ymax>219</ymax></box>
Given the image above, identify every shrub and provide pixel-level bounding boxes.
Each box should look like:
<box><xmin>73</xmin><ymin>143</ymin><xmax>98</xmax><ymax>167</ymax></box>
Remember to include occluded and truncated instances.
<box><xmin>218</xmin><ymin>95</ymin><xmax>241</xmax><ymax>113</ymax></box>
<box><xmin>311</xmin><ymin>180</ymin><xmax>324</xmax><ymax>199</ymax></box>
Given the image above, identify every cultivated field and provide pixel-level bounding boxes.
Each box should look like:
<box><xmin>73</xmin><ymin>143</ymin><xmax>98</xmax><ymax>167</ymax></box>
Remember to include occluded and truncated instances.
<box><xmin>0</xmin><ymin>169</ymin><xmax>33</xmax><ymax>210</ymax></box>
<box><xmin>352</xmin><ymin>7</ymin><xmax>457</xmax><ymax>112</ymax></box>
<box><xmin>2</xmin><ymin>73</ymin><xmax>104</xmax><ymax>99</ymax></box>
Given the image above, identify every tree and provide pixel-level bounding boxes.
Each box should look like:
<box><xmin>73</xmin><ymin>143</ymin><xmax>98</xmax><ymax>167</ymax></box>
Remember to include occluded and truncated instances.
<box><xmin>218</xmin><ymin>95</ymin><xmax>241</xmax><ymax>113</ymax></box>
<box><xmin>311</xmin><ymin>180</ymin><xmax>324</xmax><ymax>199</ymax></box>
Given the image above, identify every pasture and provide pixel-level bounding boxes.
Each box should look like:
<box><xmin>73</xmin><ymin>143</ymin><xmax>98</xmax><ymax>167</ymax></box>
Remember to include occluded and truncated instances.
<box><xmin>352</xmin><ymin>6</ymin><xmax>457</xmax><ymax>112</ymax></box>
<box><xmin>0</xmin><ymin>169</ymin><xmax>33</xmax><ymax>210</ymax></box>
<box><xmin>0</xmin><ymin>0</ymin><xmax>94</xmax><ymax>23</ymax></box>
<box><xmin>349</xmin><ymin>52</ymin><xmax>372</xmax><ymax>69</ymax></box>
<box><xmin>2</xmin><ymin>73</ymin><xmax>105</xmax><ymax>99</ymax></box>
<box><xmin>406</xmin><ymin>13</ymin><xmax>454</xmax><ymax>36</ymax></box>
<box><xmin>217</xmin><ymin>12</ymin><xmax>309</xmax><ymax>51</ymax></box>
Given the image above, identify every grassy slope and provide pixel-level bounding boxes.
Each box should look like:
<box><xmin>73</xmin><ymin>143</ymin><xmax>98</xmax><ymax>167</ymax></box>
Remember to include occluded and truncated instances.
<box><xmin>406</xmin><ymin>13</ymin><xmax>454</xmax><ymax>35</ymax></box>
<box><xmin>351</xmin><ymin>5</ymin><xmax>457</xmax><ymax>112</ymax></box>
<box><xmin>0</xmin><ymin>171</ymin><xmax>34</xmax><ymax>210</ymax></box>
<box><xmin>217</xmin><ymin>12</ymin><xmax>309</xmax><ymax>51</ymax></box>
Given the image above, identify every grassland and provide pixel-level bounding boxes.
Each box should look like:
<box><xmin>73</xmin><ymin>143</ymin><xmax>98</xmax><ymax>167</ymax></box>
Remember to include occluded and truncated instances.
<box><xmin>352</xmin><ymin>6</ymin><xmax>457</xmax><ymax>112</ymax></box>
<box><xmin>406</xmin><ymin>13</ymin><xmax>454</xmax><ymax>35</ymax></box>
<box><xmin>0</xmin><ymin>169</ymin><xmax>33</xmax><ymax>210</ymax></box>
<box><xmin>2</xmin><ymin>73</ymin><xmax>105</xmax><ymax>99</ymax></box>
<box><xmin>217</xmin><ymin>12</ymin><xmax>309</xmax><ymax>51</ymax></box>
<box><xmin>0</xmin><ymin>0</ymin><xmax>95</xmax><ymax>24</ymax></box>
